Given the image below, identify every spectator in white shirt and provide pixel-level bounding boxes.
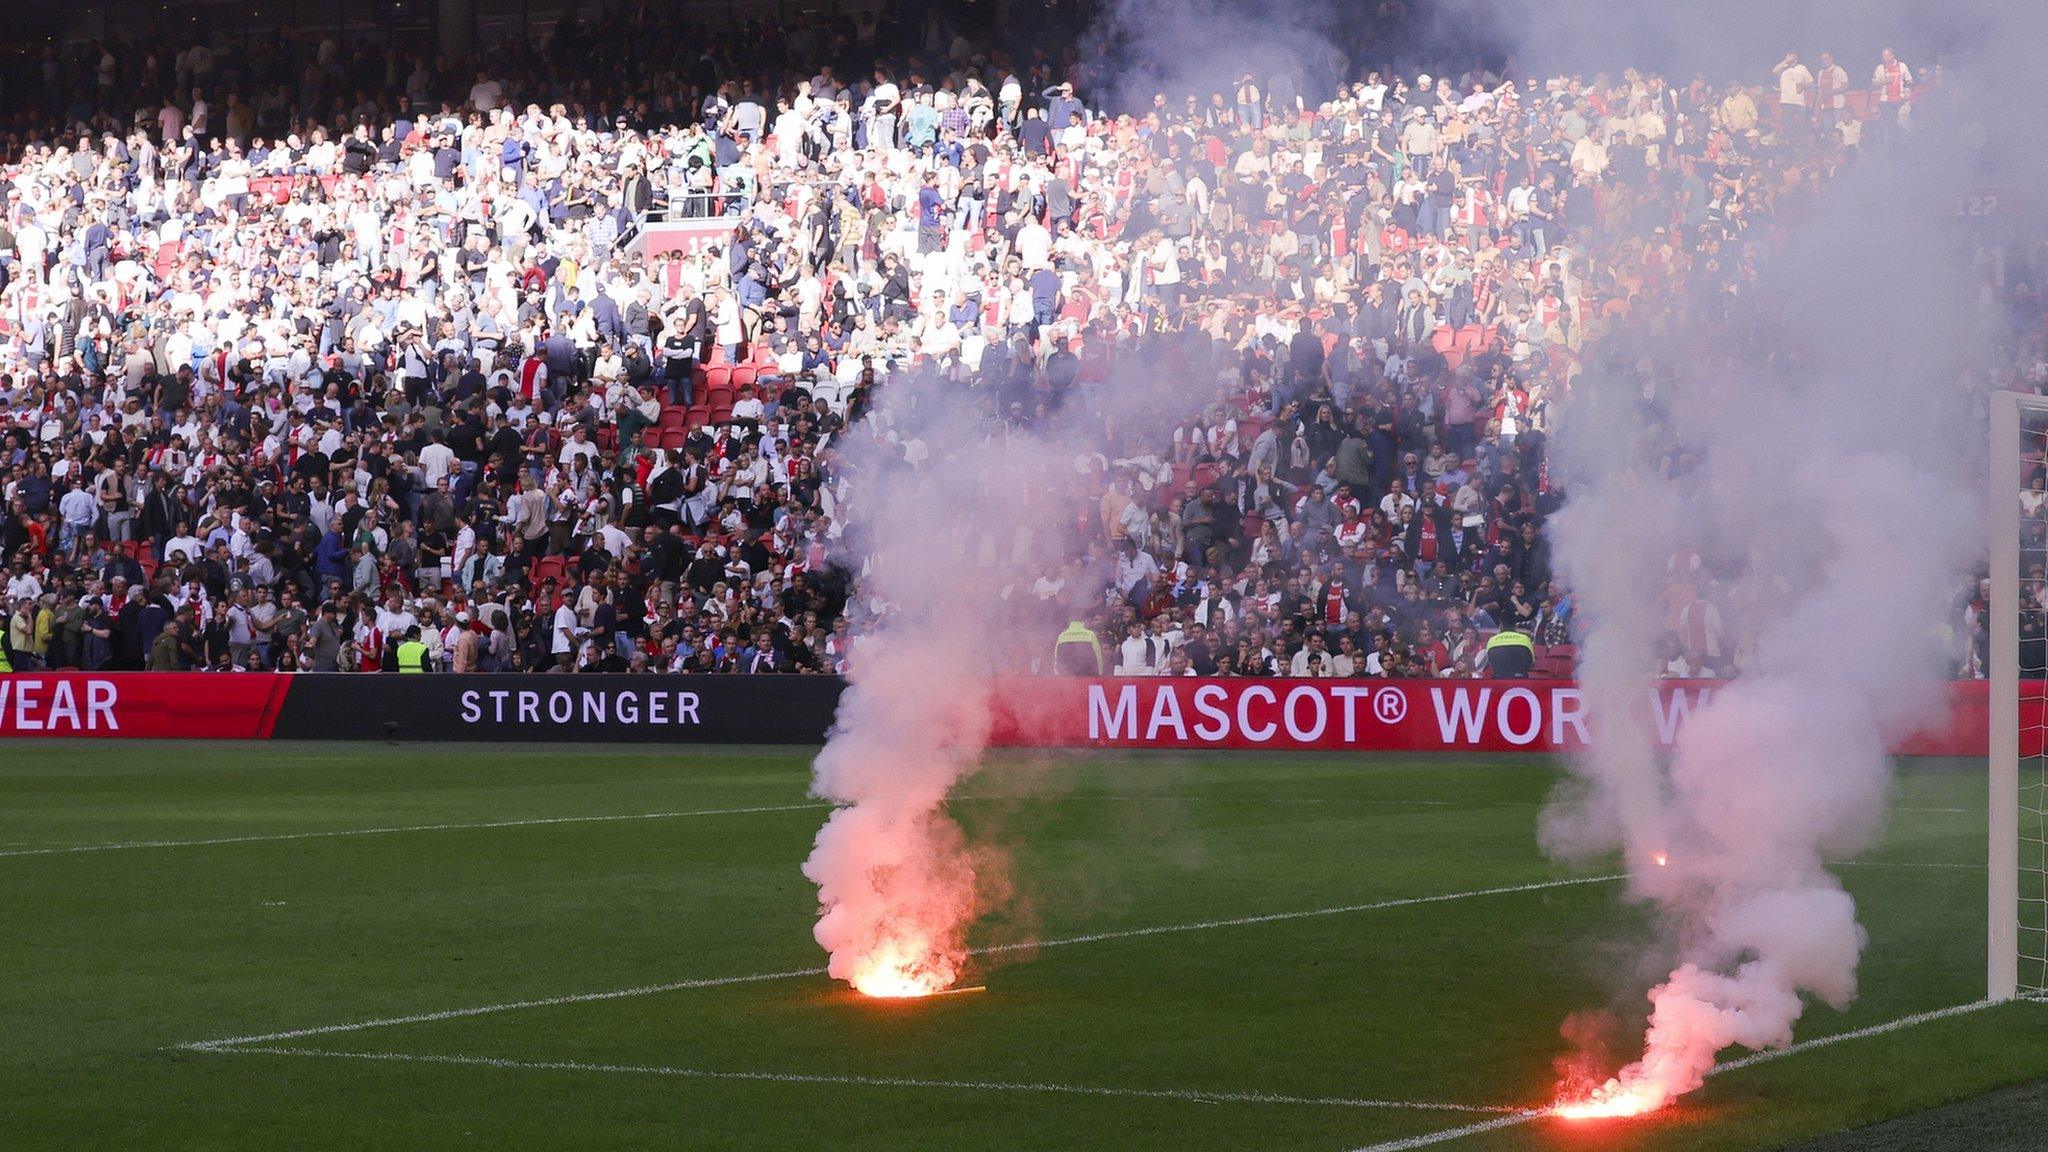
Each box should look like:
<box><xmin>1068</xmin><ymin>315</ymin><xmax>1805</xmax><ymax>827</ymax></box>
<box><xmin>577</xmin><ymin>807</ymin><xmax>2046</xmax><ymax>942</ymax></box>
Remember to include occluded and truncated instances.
<box><xmin>1116</xmin><ymin>622</ymin><xmax>1163</xmax><ymax>675</ymax></box>
<box><xmin>419</xmin><ymin>431</ymin><xmax>457</xmax><ymax>485</ymax></box>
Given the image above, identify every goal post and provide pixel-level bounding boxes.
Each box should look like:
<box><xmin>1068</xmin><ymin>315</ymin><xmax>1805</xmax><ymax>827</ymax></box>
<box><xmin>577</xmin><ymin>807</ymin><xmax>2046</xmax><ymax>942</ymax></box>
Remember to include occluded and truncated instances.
<box><xmin>1990</xmin><ymin>389</ymin><xmax>2033</xmax><ymax>1002</ymax></box>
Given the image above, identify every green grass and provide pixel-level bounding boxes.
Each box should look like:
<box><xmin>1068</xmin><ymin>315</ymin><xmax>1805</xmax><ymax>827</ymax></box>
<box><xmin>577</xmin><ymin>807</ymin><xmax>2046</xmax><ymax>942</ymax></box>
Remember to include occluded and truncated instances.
<box><xmin>0</xmin><ymin>742</ymin><xmax>2041</xmax><ymax>1151</ymax></box>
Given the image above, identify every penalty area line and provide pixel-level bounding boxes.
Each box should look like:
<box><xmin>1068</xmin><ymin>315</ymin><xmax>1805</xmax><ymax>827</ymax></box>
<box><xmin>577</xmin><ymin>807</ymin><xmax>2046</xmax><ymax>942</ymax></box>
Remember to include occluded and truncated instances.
<box><xmin>176</xmin><ymin>873</ymin><xmax>1623</xmax><ymax>1051</ymax></box>
<box><xmin>208</xmin><ymin>1046</ymin><xmax>1521</xmax><ymax>1114</ymax></box>
<box><xmin>0</xmin><ymin>803</ymin><xmax>831</xmax><ymax>858</ymax></box>
<box><xmin>175</xmin><ymin>966</ymin><xmax>835</xmax><ymax>1052</ymax></box>
<box><xmin>1344</xmin><ymin>997</ymin><xmax>2044</xmax><ymax>1152</ymax></box>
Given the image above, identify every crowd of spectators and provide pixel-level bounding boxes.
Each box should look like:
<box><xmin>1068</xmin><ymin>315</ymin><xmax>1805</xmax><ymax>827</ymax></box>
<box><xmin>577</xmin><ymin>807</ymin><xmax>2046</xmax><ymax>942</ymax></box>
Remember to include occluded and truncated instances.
<box><xmin>0</xmin><ymin>9</ymin><xmax>2035</xmax><ymax>676</ymax></box>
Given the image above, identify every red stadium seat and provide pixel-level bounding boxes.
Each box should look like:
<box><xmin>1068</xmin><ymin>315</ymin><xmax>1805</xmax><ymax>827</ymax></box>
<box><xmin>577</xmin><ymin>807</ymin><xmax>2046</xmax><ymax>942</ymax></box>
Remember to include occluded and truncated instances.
<box><xmin>657</xmin><ymin>427</ymin><xmax>690</xmax><ymax>449</ymax></box>
<box><xmin>528</xmin><ymin>556</ymin><xmax>567</xmax><ymax>587</ymax></box>
<box><xmin>703</xmin><ymin>365</ymin><xmax>732</xmax><ymax>392</ymax></box>
<box><xmin>728</xmin><ymin>366</ymin><xmax>757</xmax><ymax>390</ymax></box>
<box><xmin>1238</xmin><ymin>416</ymin><xmax>1270</xmax><ymax>450</ymax></box>
<box><xmin>658</xmin><ymin>405</ymin><xmax>690</xmax><ymax>428</ymax></box>
<box><xmin>1431</xmin><ymin>326</ymin><xmax>1458</xmax><ymax>354</ymax></box>
<box><xmin>710</xmin><ymin>404</ymin><xmax>734</xmax><ymax>424</ymax></box>
<box><xmin>1455</xmin><ymin>324</ymin><xmax>1487</xmax><ymax>352</ymax></box>
<box><xmin>596</xmin><ymin>426</ymin><xmax>618</xmax><ymax>452</ymax></box>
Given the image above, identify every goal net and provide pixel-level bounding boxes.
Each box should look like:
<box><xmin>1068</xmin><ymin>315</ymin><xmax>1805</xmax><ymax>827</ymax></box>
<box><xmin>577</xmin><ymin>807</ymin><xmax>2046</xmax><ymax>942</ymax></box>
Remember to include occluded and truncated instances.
<box><xmin>1991</xmin><ymin>390</ymin><xmax>2044</xmax><ymax>1000</ymax></box>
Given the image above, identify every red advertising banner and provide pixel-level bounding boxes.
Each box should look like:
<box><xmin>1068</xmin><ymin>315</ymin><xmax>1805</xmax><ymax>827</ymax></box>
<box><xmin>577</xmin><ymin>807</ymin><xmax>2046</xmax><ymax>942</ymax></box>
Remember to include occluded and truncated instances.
<box><xmin>0</xmin><ymin>673</ymin><xmax>2025</xmax><ymax>754</ymax></box>
<box><xmin>0</xmin><ymin>674</ymin><xmax>291</xmax><ymax>739</ymax></box>
<box><xmin>985</xmin><ymin>678</ymin><xmax>2023</xmax><ymax>757</ymax></box>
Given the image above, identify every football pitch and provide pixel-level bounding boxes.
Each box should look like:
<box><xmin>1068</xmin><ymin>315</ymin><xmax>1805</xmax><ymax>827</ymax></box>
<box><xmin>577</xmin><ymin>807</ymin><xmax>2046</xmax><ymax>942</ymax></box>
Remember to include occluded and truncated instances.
<box><xmin>1</xmin><ymin>741</ymin><xmax>2042</xmax><ymax>1151</ymax></box>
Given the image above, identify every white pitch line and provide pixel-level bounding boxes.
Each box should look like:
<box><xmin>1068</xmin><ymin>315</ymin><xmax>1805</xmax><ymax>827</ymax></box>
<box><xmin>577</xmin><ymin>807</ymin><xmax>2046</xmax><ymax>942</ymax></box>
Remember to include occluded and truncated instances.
<box><xmin>955</xmin><ymin>794</ymin><xmax>1458</xmax><ymax>807</ymax></box>
<box><xmin>1345</xmin><ymin>997</ymin><xmax>2040</xmax><ymax>1152</ymax></box>
<box><xmin>973</xmin><ymin>874</ymin><xmax>1625</xmax><ymax>955</ymax></box>
<box><xmin>1708</xmin><ymin>999</ymin><xmax>2007</xmax><ymax>1073</ymax></box>
<box><xmin>2</xmin><ymin>793</ymin><xmax>1459</xmax><ymax>859</ymax></box>
<box><xmin>0</xmin><ymin>803</ymin><xmax>831</xmax><ymax>858</ymax></box>
<box><xmin>179</xmin><ymin>873</ymin><xmax>1624</xmax><ymax>1051</ymax></box>
<box><xmin>1345</xmin><ymin>1111</ymin><xmax>1546</xmax><ymax>1151</ymax></box>
<box><xmin>1834</xmin><ymin>860</ymin><xmax>1985</xmax><ymax>871</ymax></box>
<box><xmin>212</xmin><ymin>1046</ymin><xmax>1519</xmax><ymax>1114</ymax></box>
<box><xmin>178</xmin><ymin>966</ymin><xmax>833</xmax><ymax>1051</ymax></box>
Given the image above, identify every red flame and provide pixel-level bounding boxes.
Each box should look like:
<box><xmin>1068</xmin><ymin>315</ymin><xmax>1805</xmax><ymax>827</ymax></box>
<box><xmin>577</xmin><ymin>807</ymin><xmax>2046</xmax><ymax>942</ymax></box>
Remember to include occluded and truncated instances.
<box><xmin>1552</xmin><ymin>1079</ymin><xmax>1669</xmax><ymax>1120</ymax></box>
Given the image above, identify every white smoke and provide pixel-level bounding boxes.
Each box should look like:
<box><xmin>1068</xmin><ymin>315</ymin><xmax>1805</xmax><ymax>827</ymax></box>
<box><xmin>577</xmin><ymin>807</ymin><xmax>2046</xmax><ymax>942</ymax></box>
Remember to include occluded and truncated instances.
<box><xmin>1542</xmin><ymin>85</ymin><xmax>2017</xmax><ymax>1109</ymax></box>
<box><xmin>802</xmin><ymin>374</ymin><xmax>1082</xmax><ymax>996</ymax></box>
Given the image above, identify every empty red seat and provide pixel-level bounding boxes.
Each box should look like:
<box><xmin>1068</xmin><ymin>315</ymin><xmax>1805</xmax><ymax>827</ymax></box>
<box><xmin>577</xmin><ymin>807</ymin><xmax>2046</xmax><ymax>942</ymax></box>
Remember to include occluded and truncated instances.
<box><xmin>658</xmin><ymin>405</ymin><xmax>690</xmax><ymax>428</ymax></box>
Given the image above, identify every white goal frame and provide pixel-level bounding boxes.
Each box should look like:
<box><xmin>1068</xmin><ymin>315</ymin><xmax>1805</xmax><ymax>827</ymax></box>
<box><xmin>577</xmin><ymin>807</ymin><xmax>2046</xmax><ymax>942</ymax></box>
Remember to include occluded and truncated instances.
<box><xmin>1989</xmin><ymin>390</ymin><xmax>2029</xmax><ymax>1002</ymax></box>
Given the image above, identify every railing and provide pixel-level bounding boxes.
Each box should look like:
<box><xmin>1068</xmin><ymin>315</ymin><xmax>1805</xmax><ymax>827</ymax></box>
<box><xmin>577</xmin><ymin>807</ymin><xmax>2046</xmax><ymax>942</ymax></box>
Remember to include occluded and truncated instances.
<box><xmin>615</xmin><ymin>191</ymin><xmax>749</xmax><ymax>253</ymax></box>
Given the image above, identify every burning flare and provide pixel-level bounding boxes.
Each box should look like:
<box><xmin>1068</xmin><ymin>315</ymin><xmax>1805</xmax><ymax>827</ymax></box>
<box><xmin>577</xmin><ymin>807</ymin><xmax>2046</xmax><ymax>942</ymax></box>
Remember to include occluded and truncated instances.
<box><xmin>846</xmin><ymin>936</ymin><xmax>962</xmax><ymax>999</ymax></box>
<box><xmin>1553</xmin><ymin>1082</ymin><xmax>1668</xmax><ymax>1120</ymax></box>
<box><xmin>805</xmin><ymin>792</ymin><xmax>997</xmax><ymax>1000</ymax></box>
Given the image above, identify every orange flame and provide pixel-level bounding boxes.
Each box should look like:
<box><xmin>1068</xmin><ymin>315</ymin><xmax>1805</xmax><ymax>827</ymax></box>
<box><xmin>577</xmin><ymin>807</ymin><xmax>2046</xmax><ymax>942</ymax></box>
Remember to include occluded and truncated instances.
<box><xmin>1552</xmin><ymin>1079</ymin><xmax>1670</xmax><ymax>1120</ymax></box>
<box><xmin>1652</xmin><ymin>852</ymin><xmax>1669</xmax><ymax>867</ymax></box>
<box><xmin>845</xmin><ymin>938</ymin><xmax>961</xmax><ymax>999</ymax></box>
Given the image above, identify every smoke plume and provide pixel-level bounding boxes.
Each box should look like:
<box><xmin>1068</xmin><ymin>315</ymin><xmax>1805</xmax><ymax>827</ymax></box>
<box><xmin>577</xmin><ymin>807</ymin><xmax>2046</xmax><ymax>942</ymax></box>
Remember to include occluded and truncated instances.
<box><xmin>802</xmin><ymin>373</ymin><xmax>1082</xmax><ymax>996</ymax></box>
<box><xmin>1539</xmin><ymin>17</ymin><xmax>2047</xmax><ymax>1116</ymax></box>
<box><xmin>803</xmin><ymin>317</ymin><xmax>1223</xmax><ymax>995</ymax></box>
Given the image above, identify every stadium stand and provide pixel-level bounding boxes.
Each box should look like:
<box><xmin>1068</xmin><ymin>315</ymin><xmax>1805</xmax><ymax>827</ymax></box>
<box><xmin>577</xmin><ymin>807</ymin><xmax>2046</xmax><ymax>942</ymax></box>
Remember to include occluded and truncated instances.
<box><xmin>0</xmin><ymin>12</ymin><xmax>2028</xmax><ymax>676</ymax></box>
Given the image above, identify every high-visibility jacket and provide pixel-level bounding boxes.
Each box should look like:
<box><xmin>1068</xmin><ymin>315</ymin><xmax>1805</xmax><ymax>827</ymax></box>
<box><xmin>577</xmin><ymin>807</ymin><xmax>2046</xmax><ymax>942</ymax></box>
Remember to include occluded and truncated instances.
<box><xmin>0</xmin><ymin>642</ymin><xmax>12</xmax><ymax>673</ymax></box>
<box><xmin>1484</xmin><ymin>629</ymin><xmax>1535</xmax><ymax>677</ymax></box>
<box><xmin>1052</xmin><ymin>621</ymin><xmax>1103</xmax><ymax>675</ymax></box>
<box><xmin>396</xmin><ymin>640</ymin><xmax>429</xmax><ymax>673</ymax></box>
